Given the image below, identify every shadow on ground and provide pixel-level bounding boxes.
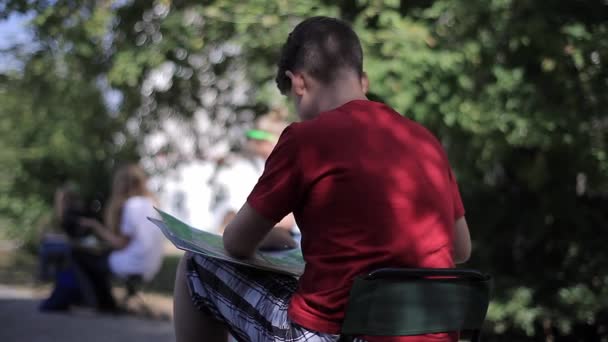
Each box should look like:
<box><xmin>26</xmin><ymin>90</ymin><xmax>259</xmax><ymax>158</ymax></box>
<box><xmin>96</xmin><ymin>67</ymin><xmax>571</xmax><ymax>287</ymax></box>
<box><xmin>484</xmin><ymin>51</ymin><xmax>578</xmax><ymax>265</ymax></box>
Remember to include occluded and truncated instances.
<box><xmin>0</xmin><ymin>297</ymin><xmax>174</xmax><ymax>342</ymax></box>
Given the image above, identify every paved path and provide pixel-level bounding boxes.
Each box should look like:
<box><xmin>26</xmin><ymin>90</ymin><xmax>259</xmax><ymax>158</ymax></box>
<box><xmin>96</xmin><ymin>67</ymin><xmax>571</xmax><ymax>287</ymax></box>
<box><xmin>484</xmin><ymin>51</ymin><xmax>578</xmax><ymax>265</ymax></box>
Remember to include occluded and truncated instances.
<box><xmin>0</xmin><ymin>285</ymin><xmax>174</xmax><ymax>342</ymax></box>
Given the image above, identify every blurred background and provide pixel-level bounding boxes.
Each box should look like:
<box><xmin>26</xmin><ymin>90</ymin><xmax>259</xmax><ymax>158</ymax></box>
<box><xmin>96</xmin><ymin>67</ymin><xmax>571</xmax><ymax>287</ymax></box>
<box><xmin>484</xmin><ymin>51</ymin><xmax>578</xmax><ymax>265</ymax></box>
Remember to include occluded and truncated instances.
<box><xmin>0</xmin><ymin>1</ymin><xmax>607</xmax><ymax>341</ymax></box>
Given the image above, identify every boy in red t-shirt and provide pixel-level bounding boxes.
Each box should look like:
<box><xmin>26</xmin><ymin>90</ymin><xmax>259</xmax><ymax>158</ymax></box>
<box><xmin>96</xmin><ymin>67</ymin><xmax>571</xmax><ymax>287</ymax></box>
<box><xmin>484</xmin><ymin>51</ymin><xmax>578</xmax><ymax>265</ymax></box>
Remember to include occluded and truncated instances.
<box><xmin>173</xmin><ymin>16</ymin><xmax>472</xmax><ymax>342</ymax></box>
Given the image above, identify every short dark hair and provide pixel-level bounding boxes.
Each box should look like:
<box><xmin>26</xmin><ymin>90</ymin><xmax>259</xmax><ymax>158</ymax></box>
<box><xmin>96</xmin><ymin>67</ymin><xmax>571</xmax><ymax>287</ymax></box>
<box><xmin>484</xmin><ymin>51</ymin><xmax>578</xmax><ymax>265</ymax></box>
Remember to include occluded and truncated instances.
<box><xmin>275</xmin><ymin>16</ymin><xmax>363</xmax><ymax>95</ymax></box>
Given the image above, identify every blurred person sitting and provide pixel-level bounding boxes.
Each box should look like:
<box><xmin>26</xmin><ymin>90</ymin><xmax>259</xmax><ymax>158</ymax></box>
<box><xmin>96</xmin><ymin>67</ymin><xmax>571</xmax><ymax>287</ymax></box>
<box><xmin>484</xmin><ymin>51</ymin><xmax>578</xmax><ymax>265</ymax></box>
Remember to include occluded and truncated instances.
<box><xmin>210</xmin><ymin>109</ymin><xmax>299</xmax><ymax>251</ymax></box>
<box><xmin>39</xmin><ymin>183</ymin><xmax>87</xmax><ymax>281</ymax></box>
<box><xmin>42</xmin><ymin>164</ymin><xmax>165</xmax><ymax>312</ymax></box>
<box><xmin>38</xmin><ymin>183</ymin><xmax>96</xmax><ymax>311</ymax></box>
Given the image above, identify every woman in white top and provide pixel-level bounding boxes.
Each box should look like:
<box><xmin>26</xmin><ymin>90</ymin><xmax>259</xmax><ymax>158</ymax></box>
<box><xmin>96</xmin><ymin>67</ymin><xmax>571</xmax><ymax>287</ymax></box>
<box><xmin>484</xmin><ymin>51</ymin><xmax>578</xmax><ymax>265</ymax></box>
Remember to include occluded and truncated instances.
<box><xmin>74</xmin><ymin>164</ymin><xmax>165</xmax><ymax>311</ymax></box>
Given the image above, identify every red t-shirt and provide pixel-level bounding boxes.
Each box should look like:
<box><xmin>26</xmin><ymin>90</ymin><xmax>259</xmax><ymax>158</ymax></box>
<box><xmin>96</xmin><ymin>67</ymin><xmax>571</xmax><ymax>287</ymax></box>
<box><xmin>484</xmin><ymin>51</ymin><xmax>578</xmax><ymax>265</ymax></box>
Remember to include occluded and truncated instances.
<box><xmin>248</xmin><ymin>100</ymin><xmax>465</xmax><ymax>341</ymax></box>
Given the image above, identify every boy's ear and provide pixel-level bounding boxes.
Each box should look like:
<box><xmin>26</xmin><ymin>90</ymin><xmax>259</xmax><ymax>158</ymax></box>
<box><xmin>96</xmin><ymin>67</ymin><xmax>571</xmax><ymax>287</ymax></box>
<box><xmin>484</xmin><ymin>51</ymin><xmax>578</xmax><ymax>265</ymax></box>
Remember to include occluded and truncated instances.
<box><xmin>286</xmin><ymin>70</ymin><xmax>306</xmax><ymax>96</ymax></box>
<box><xmin>361</xmin><ymin>72</ymin><xmax>369</xmax><ymax>94</ymax></box>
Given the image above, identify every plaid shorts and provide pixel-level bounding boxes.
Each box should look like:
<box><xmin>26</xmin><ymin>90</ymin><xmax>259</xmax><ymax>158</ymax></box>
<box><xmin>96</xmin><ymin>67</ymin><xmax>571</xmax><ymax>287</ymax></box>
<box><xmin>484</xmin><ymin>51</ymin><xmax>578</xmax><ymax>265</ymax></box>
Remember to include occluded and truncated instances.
<box><xmin>185</xmin><ymin>252</ymin><xmax>341</xmax><ymax>342</ymax></box>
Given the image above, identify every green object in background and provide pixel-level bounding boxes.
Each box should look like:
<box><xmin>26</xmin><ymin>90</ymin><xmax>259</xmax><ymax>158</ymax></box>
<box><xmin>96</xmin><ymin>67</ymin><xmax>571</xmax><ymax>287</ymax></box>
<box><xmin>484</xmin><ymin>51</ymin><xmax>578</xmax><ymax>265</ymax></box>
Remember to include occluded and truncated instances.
<box><xmin>246</xmin><ymin>129</ymin><xmax>277</xmax><ymax>142</ymax></box>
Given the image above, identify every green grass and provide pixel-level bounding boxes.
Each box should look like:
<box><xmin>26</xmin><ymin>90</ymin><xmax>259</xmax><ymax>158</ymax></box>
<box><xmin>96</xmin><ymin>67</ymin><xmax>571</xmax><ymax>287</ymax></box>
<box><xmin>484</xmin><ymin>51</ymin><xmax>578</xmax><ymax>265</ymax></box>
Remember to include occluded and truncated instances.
<box><xmin>0</xmin><ymin>249</ymin><xmax>38</xmax><ymax>286</ymax></box>
<box><xmin>145</xmin><ymin>254</ymin><xmax>180</xmax><ymax>295</ymax></box>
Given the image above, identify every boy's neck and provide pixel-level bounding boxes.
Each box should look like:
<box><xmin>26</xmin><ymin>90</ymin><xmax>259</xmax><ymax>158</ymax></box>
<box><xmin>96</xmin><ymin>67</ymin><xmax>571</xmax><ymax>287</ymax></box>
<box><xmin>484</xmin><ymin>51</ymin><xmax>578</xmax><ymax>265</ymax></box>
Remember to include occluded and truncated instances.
<box><xmin>314</xmin><ymin>77</ymin><xmax>368</xmax><ymax>113</ymax></box>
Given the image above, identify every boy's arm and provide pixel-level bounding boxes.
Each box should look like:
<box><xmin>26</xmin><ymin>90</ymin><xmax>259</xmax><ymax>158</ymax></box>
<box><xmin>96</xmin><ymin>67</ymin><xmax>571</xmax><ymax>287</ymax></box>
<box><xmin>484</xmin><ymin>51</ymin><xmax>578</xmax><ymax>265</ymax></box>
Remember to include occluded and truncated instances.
<box><xmin>224</xmin><ymin>125</ymin><xmax>301</xmax><ymax>258</ymax></box>
<box><xmin>223</xmin><ymin>208</ymin><xmax>297</xmax><ymax>252</ymax></box>
<box><xmin>258</xmin><ymin>227</ymin><xmax>297</xmax><ymax>251</ymax></box>
<box><xmin>258</xmin><ymin>213</ymin><xmax>297</xmax><ymax>250</ymax></box>
<box><xmin>223</xmin><ymin>203</ymin><xmax>276</xmax><ymax>258</ymax></box>
<box><xmin>453</xmin><ymin>216</ymin><xmax>471</xmax><ymax>264</ymax></box>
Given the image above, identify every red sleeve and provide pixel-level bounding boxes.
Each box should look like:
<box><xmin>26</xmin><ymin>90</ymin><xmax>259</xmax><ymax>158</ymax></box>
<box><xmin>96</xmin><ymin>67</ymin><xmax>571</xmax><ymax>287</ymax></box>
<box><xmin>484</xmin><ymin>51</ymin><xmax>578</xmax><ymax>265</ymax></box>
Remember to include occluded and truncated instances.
<box><xmin>449</xmin><ymin>168</ymin><xmax>465</xmax><ymax>219</ymax></box>
<box><xmin>247</xmin><ymin>125</ymin><xmax>301</xmax><ymax>223</ymax></box>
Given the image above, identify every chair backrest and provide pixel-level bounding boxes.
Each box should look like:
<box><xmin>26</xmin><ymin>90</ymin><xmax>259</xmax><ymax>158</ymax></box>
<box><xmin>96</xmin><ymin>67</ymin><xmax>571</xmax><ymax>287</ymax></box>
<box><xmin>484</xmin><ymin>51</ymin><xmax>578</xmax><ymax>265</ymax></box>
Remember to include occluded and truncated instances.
<box><xmin>341</xmin><ymin>268</ymin><xmax>492</xmax><ymax>337</ymax></box>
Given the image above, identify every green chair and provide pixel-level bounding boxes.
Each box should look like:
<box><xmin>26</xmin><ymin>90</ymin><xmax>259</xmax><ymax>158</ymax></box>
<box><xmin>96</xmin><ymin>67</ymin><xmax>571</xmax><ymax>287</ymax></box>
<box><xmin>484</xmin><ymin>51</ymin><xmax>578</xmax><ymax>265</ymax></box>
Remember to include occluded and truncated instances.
<box><xmin>341</xmin><ymin>268</ymin><xmax>492</xmax><ymax>341</ymax></box>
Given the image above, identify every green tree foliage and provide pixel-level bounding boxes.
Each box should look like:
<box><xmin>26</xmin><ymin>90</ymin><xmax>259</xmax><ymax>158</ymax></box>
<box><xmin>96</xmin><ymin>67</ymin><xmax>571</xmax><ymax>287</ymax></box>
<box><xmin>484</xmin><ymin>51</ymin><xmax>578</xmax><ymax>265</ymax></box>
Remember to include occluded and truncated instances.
<box><xmin>1</xmin><ymin>0</ymin><xmax>607</xmax><ymax>339</ymax></box>
<box><xmin>0</xmin><ymin>1</ymin><xmax>139</xmax><ymax>243</ymax></box>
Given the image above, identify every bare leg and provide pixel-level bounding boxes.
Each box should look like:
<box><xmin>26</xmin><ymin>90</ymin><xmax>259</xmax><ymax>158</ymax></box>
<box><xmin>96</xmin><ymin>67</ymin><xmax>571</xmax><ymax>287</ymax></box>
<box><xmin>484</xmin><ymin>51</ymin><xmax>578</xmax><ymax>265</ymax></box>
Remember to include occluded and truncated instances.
<box><xmin>174</xmin><ymin>255</ymin><xmax>228</xmax><ymax>342</ymax></box>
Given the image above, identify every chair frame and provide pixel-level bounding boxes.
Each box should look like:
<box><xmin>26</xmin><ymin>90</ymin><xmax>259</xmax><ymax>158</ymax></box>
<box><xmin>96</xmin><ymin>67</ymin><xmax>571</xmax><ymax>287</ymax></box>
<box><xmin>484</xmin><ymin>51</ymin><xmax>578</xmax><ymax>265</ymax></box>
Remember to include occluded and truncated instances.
<box><xmin>341</xmin><ymin>268</ymin><xmax>492</xmax><ymax>342</ymax></box>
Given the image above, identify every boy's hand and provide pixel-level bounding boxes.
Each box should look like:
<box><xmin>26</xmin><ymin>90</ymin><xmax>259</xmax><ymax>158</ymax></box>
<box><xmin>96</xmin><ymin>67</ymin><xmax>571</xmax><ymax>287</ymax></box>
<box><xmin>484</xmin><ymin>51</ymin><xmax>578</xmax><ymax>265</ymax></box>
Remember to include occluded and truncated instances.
<box><xmin>258</xmin><ymin>228</ymin><xmax>297</xmax><ymax>251</ymax></box>
<box><xmin>223</xmin><ymin>203</ymin><xmax>276</xmax><ymax>259</ymax></box>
